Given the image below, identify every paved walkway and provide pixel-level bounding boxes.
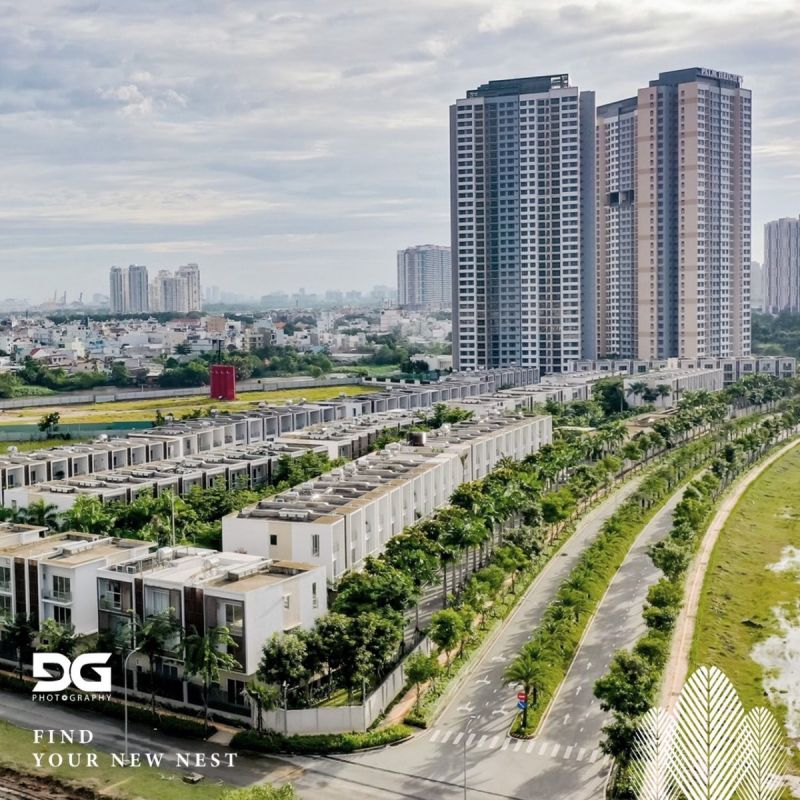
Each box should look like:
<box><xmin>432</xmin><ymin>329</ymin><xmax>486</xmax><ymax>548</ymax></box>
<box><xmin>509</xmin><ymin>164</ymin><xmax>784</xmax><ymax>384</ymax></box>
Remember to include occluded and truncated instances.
<box><xmin>661</xmin><ymin>434</ymin><xmax>800</xmax><ymax>708</ymax></box>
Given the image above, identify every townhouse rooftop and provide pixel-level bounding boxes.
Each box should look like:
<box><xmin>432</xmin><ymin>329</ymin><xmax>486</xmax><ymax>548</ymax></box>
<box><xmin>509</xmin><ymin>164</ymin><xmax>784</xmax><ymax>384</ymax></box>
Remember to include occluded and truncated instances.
<box><xmin>0</xmin><ymin>531</ymin><xmax>148</xmax><ymax>564</ymax></box>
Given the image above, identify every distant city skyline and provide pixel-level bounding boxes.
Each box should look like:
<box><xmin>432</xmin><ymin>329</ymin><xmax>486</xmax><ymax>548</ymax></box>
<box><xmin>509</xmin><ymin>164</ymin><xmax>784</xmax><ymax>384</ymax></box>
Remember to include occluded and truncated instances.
<box><xmin>2</xmin><ymin>1</ymin><xmax>799</xmax><ymax>298</ymax></box>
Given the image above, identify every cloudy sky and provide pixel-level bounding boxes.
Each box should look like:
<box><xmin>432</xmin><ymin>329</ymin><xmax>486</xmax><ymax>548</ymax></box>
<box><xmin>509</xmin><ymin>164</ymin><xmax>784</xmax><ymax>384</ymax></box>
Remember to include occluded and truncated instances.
<box><xmin>2</xmin><ymin>0</ymin><xmax>799</xmax><ymax>302</ymax></box>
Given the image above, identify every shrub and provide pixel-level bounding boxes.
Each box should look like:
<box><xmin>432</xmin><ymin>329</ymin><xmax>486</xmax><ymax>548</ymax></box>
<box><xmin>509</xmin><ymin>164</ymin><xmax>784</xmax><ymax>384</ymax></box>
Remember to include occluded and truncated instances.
<box><xmin>232</xmin><ymin>725</ymin><xmax>413</xmax><ymax>755</ymax></box>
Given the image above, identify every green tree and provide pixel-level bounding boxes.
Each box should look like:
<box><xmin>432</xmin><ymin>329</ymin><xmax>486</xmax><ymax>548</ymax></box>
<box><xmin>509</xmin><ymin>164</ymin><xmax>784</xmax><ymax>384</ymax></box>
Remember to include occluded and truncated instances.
<box><xmin>405</xmin><ymin>650</ymin><xmax>441</xmax><ymax>710</ymax></box>
<box><xmin>62</xmin><ymin>495</ymin><xmax>113</xmax><ymax>534</ymax></box>
<box><xmin>504</xmin><ymin>651</ymin><xmax>544</xmax><ymax>730</ymax></box>
<box><xmin>383</xmin><ymin>531</ymin><xmax>440</xmax><ymax>631</ymax></box>
<box><xmin>594</xmin><ymin>651</ymin><xmax>656</xmax><ymax>717</ymax></box>
<box><xmin>332</xmin><ymin>558</ymin><xmax>415</xmax><ymax>616</ymax></box>
<box><xmin>259</xmin><ymin>632</ymin><xmax>309</xmax><ymax>697</ymax></box>
<box><xmin>38</xmin><ymin>411</ymin><xmax>61</xmax><ymax>436</ymax></box>
<box><xmin>243</xmin><ymin>680</ymin><xmax>281</xmax><ymax>735</ymax></box>
<box><xmin>38</xmin><ymin>618</ymin><xmax>79</xmax><ymax>658</ymax></box>
<box><xmin>135</xmin><ymin>610</ymin><xmax>182</xmax><ymax>715</ymax></box>
<box><xmin>184</xmin><ymin>625</ymin><xmax>241</xmax><ymax>736</ymax></box>
<box><xmin>3</xmin><ymin>613</ymin><xmax>36</xmax><ymax>677</ymax></box>
<box><xmin>20</xmin><ymin>500</ymin><xmax>60</xmax><ymax>529</ymax></box>
<box><xmin>428</xmin><ymin>608</ymin><xmax>464</xmax><ymax>670</ymax></box>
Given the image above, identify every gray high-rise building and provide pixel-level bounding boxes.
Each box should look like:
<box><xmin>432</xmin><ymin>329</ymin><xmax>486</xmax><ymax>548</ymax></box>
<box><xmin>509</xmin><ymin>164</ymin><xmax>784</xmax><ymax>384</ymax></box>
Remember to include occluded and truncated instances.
<box><xmin>764</xmin><ymin>217</ymin><xmax>800</xmax><ymax>314</ymax></box>
<box><xmin>127</xmin><ymin>265</ymin><xmax>149</xmax><ymax>313</ymax></box>
<box><xmin>597</xmin><ymin>67</ymin><xmax>752</xmax><ymax>359</ymax></box>
<box><xmin>109</xmin><ymin>266</ymin><xmax>127</xmax><ymax>315</ymax></box>
<box><xmin>397</xmin><ymin>245</ymin><xmax>451</xmax><ymax>311</ymax></box>
<box><xmin>750</xmin><ymin>260</ymin><xmax>763</xmax><ymax>311</ymax></box>
<box><xmin>177</xmin><ymin>263</ymin><xmax>202</xmax><ymax>312</ymax></box>
<box><xmin>450</xmin><ymin>74</ymin><xmax>596</xmax><ymax>374</ymax></box>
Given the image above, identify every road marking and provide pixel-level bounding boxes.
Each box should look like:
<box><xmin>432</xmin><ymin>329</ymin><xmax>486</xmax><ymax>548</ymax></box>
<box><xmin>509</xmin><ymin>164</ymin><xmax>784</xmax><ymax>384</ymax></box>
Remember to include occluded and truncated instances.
<box><xmin>430</xmin><ymin>730</ymin><xmax>441</xmax><ymax>743</ymax></box>
<box><xmin>575</xmin><ymin>686</ymin><xmax>582</xmax><ymax>696</ymax></box>
<box><xmin>577</xmin><ymin>748</ymin><xmax>586</xmax><ymax>761</ymax></box>
<box><xmin>476</xmin><ymin>678</ymin><xmax>490</xmax><ymax>685</ymax></box>
<box><xmin>526</xmin><ymin>740</ymin><xmax>535</xmax><ymax>754</ymax></box>
<box><xmin>564</xmin><ymin>746</ymin><xmax>573</xmax><ymax>759</ymax></box>
<box><xmin>488</xmin><ymin>736</ymin><xmax>498</xmax><ymax>749</ymax></box>
<box><xmin>458</xmin><ymin>704</ymin><xmax>475</xmax><ymax>713</ymax></box>
<box><xmin>586</xmin><ymin>662</ymin><xmax>591</xmax><ymax>670</ymax></box>
<box><xmin>491</xmin><ymin>709</ymin><xmax>505</xmax><ymax>716</ymax></box>
<box><xmin>453</xmin><ymin>732</ymin><xmax>463</xmax><ymax>745</ymax></box>
<box><xmin>491</xmin><ymin>656</ymin><xmax>506</xmax><ymax>662</ymax></box>
<box><xmin>539</xmin><ymin>742</ymin><xmax>549</xmax><ymax>755</ymax></box>
<box><xmin>590</xmin><ymin>749</ymin><xmax>600</xmax><ymax>762</ymax></box>
<box><xmin>441</xmin><ymin>730</ymin><xmax>452</xmax><ymax>744</ymax></box>
<box><xmin>513</xmin><ymin>739</ymin><xmax>522</xmax><ymax>752</ymax></box>
<box><xmin>477</xmin><ymin>735</ymin><xmax>486</xmax><ymax>748</ymax></box>
<box><xmin>466</xmin><ymin>734</ymin><xmax>475</xmax><ymax>747</ymax></box>
<box><xmin>501</xmin><ymin>738</ymin><xmax>510</xmax><ymax>751</ymax></box>
<box><xmin>562</xmin><ymin>713</ymin><xmax>570</xmax><ymax>725</ymax></box>
<box><xmin>550</xmin><ymin>744</ymin><xmax>560</xmax><ymax>758</ymax></box>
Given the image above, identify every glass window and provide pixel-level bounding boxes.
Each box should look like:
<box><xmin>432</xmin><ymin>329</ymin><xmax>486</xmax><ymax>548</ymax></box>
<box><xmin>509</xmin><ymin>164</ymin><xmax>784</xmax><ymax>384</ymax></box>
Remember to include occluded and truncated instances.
<box><xmin>54</xmin><ymin>606</ymin><xmax>71</xmax><ymax>626</ymax></box>
<box><xmin>99</xmin><ymin>579</ymin><xmax>121</xmax><ymax>611</ymax></box>
<box><xmin>311</xmin><ymin>534</ymin><xmax>320</xmax><ymax>558</ymax></box>
<box><xmin>224</xmin><ymin>603</ymin><xmax>243</xmax><ymax>630</ymax></box>
<box><xmin>53</xmin><ymin>575</ymin><xmax>71</xmax><ymax>601</ymax></box>
<box><xmin>0</xmin><ymin>565</ymin><xmax>10</xmax><ymax>592</ymax></box>
<box><xmin>0</xmin><ymin>595</ymin><xmax>11</xmax><ymax>621</ymax></box>
<box><xmin>145</xmin><ymin>587</ymin><xmax>170</xmax><ymax>616</ymax></box>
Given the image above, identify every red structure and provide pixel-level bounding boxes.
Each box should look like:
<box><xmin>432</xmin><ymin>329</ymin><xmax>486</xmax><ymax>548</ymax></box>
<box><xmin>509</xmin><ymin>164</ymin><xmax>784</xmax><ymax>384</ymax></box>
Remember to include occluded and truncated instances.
<box><xmin>210</xmin><ymin>364</ymin><xmax>237</xmax><ymax>401</ymax></box>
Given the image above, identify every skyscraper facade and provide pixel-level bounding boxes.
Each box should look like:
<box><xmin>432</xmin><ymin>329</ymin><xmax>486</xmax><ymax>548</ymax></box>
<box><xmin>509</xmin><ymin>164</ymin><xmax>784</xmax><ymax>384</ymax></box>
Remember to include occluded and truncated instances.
<box><xmin>596</xmin><ymin>68</ymin><xmax>752</xmax><ymax>359</ymax></box>
<box><xmin>109</xmin><ymin>266</ymin><xmax>127</xmax><ymax>314</ymax></box>
<box><xmin>127</xmin><ymin>265</ymin><xmax>149</xmax><ymax>313</ymax></box>
<box><xmin>397</xmin><ymin>245</ymin><xmax>452</xmax><ymax>310</ymax></box>
<box><xmin>763</xmin><ymin>216</ymin><xmax>800</xmax><ymax>313</ymax></box>
<box><xmin>177</xmin><ymin>263</ymin><xmax>203</xmax><ymax>312</ymax></box>
<box><xmin>451</xmin><ymin>75</ymin><xmax>596</xmax><ymax>373</ymax></box>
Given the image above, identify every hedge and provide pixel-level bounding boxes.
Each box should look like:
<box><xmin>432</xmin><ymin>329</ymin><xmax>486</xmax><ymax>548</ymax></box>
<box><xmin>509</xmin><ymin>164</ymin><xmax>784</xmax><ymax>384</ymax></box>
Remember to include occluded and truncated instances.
<box><xmin>232</xmin><ymin>725</ymin><xmax>413</xmax><ymax>755</ymax></box>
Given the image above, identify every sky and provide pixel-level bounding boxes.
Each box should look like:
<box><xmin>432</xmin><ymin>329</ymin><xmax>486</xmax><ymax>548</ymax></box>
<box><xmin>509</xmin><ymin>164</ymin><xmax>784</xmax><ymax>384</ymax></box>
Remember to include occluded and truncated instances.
<box><xmin>1</xmin><ymin>0</ymin><xmax>799</xmax><ymax>302</ymax></box>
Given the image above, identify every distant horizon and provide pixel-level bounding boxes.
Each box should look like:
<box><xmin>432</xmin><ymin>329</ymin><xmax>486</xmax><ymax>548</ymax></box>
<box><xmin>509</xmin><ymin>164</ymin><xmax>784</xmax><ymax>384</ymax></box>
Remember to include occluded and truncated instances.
<box><xmin>2</xmin><ymin>1</ymin><xmax>799</xmax><ymax>297</ymax></box>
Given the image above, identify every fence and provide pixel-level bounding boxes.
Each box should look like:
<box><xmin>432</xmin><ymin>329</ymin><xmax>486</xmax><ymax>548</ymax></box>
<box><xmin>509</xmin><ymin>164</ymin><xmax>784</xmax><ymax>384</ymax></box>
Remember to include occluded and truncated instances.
<box><xmin>259</xmin><ymin>637</ymin><xmax>433</xmax><ymax>735</ymax></box>
<box><xmin>0</xmin><ymin>375</ymin><xmax>359</xmax><ymax>411</ymax></box>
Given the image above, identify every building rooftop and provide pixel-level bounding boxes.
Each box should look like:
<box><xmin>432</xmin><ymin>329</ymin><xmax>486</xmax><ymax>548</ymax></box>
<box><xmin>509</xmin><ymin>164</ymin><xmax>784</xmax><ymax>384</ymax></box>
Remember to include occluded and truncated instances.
<box><xmin>466</xmin><ymin>74</ymin><xmax>571</xmax><ymax>98</ymax></box>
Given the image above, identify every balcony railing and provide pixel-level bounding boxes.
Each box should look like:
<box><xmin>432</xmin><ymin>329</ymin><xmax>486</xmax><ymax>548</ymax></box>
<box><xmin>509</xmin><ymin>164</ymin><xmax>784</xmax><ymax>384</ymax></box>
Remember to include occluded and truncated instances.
<box><xmin>0</xmin><ymin>582</ymin><xmax>11</xmax><ymax>594</ymax></box>
<box><xmin>99</xmin><ymin>597</ymin><xmax>122</xmax><ymax>611</ymax></box>
<box><xmin>43</xmin><ymin>590</ymin><xmax>72</xmax><ymax>603</ymax></box>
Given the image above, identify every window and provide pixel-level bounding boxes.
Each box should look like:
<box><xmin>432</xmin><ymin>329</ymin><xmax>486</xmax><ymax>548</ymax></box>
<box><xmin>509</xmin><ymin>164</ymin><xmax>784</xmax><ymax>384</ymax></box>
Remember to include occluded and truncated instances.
<box><xmin>312</xmin><ymin>582</ymin><xmax>318</xmax><ymax>609</ymax></box>
<box><xmin>311</xmin><ymin>534</ymin><xmax>320</xmax><ymax>558</ymax></box>
<box><xmin>227</xmin><ymin>678</ymin><xmax>246</xmax><ymax>706</ymax></box>
<box><xmin>99</xmin><ymin>579</ymin><xmax>121</xmax><ymax>611</ymax></box>
<box><xmin>283</xmin><ymin>595</ymin><xmax>290</xmax><ymax>610</ymax></box>
<box><xmin>54</xmin><ymin>606</ymin><xmax>71</xmax><ymax>626</ymax></box>
<box><xmin>269</xmin><ymin>534</ymin><xmax>278</xmax><ymax>546</ymax></box>
<box><xmin>145</xmin><ymin>587</ymin><xmax>170</xmax><ymax>617</ymax></box>
<box><xmin>224</xmin><ymin>603</ymin><xmax>243</xmax><ymax>631</ymax></box>
<box><xmin>0</xmin><ymin>565</ymin><xmax>10</xmax><ymax>592</ymax></box>
<box><xmin>52</xmin><ymin>575</ymin><xmax>71</xmax><ymax>602</ymax></box>
<box><xmin>0</xmin><ymin>595</ymin><xmax>11</xmax><ymax>621</ymax></box>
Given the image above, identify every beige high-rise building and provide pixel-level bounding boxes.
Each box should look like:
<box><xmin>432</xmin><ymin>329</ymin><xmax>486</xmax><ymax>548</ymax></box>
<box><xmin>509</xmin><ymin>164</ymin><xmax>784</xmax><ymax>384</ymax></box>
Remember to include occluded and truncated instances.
<box><xmin>177</xmin><ymin>263</ymin><xmax>202</xmax><ymax>312</ymax></box>
<box><xmin>596</xmin><ymin>68</ymin><xmax>752</xmax><ymax>359</ymax></box>
<box><xmin>109</xmin><ymin>266</ymin><xmax>127</xmax><ymax>315</ymax></box>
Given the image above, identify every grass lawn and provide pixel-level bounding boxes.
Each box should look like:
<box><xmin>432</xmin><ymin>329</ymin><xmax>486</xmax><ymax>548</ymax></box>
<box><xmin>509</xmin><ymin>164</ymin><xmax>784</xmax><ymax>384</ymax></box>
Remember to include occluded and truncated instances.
<box><xmin>0</xmin><ymin>384</ymin><xmax>377</xmax><ymax>426</ymax></box>
<box><xmin>690</xmin><ymin>445</ymin><xmax>800</xmax><ymax>763</ymax></box>
<box><xmin>1</xmin><ymin>437</ymin><xmax>92</xmax><ymax>453</ymax></box>
<box><xmin>0</xmin><ymin>719</ymin><xmax>230</xmax><ymax>800</ymax></box>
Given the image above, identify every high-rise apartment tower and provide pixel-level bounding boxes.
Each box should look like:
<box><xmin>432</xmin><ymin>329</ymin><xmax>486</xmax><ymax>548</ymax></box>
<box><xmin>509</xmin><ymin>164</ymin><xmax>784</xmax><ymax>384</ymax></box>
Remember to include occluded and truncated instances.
<box><xmin>397</xmin><ymin>245</ymin><xmax>452</xmax><ymax>311</ymax></box>
<box><xmin>763</xmin><ymin>216</ymin><xmax>800</xmax><ymax>314</ymax></box>
<box><xmin>451</xmin><ymin>75</ymin><xmax>596</xmax><ymax>374</ymax></box>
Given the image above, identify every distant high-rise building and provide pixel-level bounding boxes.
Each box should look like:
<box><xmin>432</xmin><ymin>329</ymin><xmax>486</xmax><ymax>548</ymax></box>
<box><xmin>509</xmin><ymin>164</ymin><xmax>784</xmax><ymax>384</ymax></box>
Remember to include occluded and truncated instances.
<box><xmin>397</xmin><ymin>245</ymin><xmax>451</xmax><ymax>311</ymax></box>
<box><xmin>109</xmin><ymin>266</ymin><xmax>127</xmax><ymax>314</ymax></box>
<box><xmin>127</xmin><ymin>265</ymin><xmax>149</xmax><ymax>313</ymax></box>
<box><xmin>764</xmin><ymin>216</ymin><xmax>800</xmax><ymax>314</ymax></box>
<box><xmin>177</xmin><ymin>263</ymin><xmax>202</xmax><ymax>312</ymax></box>
<box><xmin>750</xmin><ymin>261</ymin><xmax>764</xmax><ymax>311</ymax></box>
<box><xmin>451</xmin><ymin>74</ymin><xmax>596</xmax><ymax>374</ymax></box>
<box><xmin>597</xmin><ymin>67</ymin><xmax>752</xmax><ymax>359</ymax></box>
<box><xmin>161</xmin><ymin>275</ymin><xmax>190</xmax><ymax>313</ymax></box>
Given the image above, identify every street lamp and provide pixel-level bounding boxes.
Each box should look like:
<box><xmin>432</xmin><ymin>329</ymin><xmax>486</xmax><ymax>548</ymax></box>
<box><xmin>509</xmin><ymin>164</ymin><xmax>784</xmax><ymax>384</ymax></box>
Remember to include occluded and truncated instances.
<box><xmin>463</xmin><ymin>714</ymin><xmax>478</xmax><ymax>800</ymax></box>
<box><xmin>123</xmin><ymin>643</ymin><xmax>142</xmax><ymax>765</ymax></box>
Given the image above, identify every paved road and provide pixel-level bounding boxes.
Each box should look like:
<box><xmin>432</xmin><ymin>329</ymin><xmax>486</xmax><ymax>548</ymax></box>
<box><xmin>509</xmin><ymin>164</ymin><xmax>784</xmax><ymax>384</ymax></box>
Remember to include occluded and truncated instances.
<box><xmin>0</xmin><ymin>476</ymin><xmax>686</xmax><ymax>800</ymax></box>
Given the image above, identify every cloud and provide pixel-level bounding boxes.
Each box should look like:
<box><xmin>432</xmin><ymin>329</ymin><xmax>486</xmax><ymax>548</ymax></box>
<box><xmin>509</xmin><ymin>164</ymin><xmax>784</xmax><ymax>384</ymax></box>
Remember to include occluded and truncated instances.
<box><xmin>0</xmin><ymin>0</ymin><xmax>797</xmax><ymax>296</ymax></box>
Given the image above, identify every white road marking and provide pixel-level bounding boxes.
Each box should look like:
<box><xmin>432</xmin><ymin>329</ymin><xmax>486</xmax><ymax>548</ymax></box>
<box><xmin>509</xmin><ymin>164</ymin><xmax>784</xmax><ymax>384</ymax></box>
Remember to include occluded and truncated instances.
<box><xmin>453</xmin><ymin>732</ymin><xmax>463</xmax><ymax>745</ymax></box>
<box><xmin>564</xmin><ymin>746</ymin><xmax>573</xmax><ymax>759</ymax></box>
<box><xmin>526</xmin><ymin>741</ymin><xmax>535</xmax><ymax>754</ymax></box>
<box><xmin>476</xmin><ymin>678</ymin><xmax>490</xmax><ymax>685</ymax></box>
<box><xmin>590</xmin><ymin>749</ymin><xmax>600</xmax><ymax>762</ymax></box>
<box><xmin>577</xmin><ymin>748</ymin><xmax>586</xmax><ymax>761</ymax></box>
<box><xmin>458</xmin><ymin>704</ymin><xmax>475</xmax><ymax>713</ymax></box>
<box><xmin>466</xmin><ymin>734</ymin><xmax>475</xmax><ymax>747</ymax></box>
<box><xmin>501</xmin><ymin>738</ymin><xmax>510</xmax><ymax>751</ymax></box>
<box><xmin>491</xmin><ymin>709</ymin><xmax>505</xmax><ymax>716</ymax></box>
<box><xmin>586</xmin><ymin>662</ymin><xmax>592</xmax><ymax>670</ymax></box>
<box><xmin>441</xmin><ymin>730</ymin><xmax>452</xmax><ymax>744</ymax></box>
<box><xmin>539</xmin><ymin>742</ymin><xmax>549</xmax><ymax>756</ymax></box>
<box><xmin>550</xmin><ymin>744</ymin><xmax>560</xmax><ymax>758</ymax></box>
<box><xmin>513</xmin><ymin>739</ymin><xmax>522</xmax><ymax>752</ymax></box>
<box><xmin>489</xmin><ymin>736</ymin><xmax>498</xmax><ymax>749</ymax></box>
<box><xmin>430</xmin><ymin>730</ymin><xmax>441</xmax><ymax>743</ymax></box>
<box><xmin>477</xmin><ymin>735</ymin><xmax>486</xmax><ymax>748</ymax></box>
<box><xmin>491</xmin><ymin>656</ymin><xmax>506</xmax><ymax>662</ymax></box>
<box><xmin>563</xmin><ymin>714</ymin><xmax>570</xmax><ymax>725</ymax></box>
<box><xmin>575</xmin><ymin>686</ymin><xmax>582</xmax><ymax>696</ymax></box>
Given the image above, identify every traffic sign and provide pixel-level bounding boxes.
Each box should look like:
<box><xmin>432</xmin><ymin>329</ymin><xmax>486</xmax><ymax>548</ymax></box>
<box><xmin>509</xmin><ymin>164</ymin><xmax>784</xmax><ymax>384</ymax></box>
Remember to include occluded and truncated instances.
<box><xmin>517</xmin><ymin>692</ymin><xmax>527</xmax><ymax>701</ymax></box>
<box><xmin>517</xmin><ymin>700</ymin><xmax>527</xmax><ymax>710</ymax></box>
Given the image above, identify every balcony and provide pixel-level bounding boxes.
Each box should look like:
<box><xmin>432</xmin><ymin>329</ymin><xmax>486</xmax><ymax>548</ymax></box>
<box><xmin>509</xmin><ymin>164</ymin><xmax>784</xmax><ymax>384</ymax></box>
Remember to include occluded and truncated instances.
<box><xmin>0</xmin><ymin>582</ymin><xmax>11</xmax><ymax>594</ymax></box>
<box><xmin>99</xmin><ymin>597</ymin><xmax>123</xmax><ymax>612</ymax></box>
<box><xmin>43</xmin><ymin>590</ymin><xmax>72</xmax><ymax>604</ymax></box>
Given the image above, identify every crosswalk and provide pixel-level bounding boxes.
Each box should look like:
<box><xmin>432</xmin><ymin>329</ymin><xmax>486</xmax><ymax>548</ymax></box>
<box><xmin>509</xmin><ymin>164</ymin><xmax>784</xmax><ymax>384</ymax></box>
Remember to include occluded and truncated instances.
<box><xmin>427</xmin><ymin>728</ymin><xmax>604</xmax><ymax>764</ymax></box>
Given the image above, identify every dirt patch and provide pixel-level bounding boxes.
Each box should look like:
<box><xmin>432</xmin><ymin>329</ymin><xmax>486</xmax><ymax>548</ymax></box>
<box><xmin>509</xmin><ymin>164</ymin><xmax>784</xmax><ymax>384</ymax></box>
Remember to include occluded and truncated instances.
<box><xmin>0</xmin><ymin>767</ymin><xmax>97</xmax><ymax>800</ymax></box>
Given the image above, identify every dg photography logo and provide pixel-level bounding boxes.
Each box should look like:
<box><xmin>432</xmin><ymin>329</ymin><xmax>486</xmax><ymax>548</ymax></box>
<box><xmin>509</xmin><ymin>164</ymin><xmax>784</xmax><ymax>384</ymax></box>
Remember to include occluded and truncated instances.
<box><xmin>32</xmin><ymin>652</ymin><xmax>112</xmax><ymax>698</ymax></box>
<box><xmin>631</xmin><ymin>666</ymin><xmax>787</xmax><ymax>800</ymax></box>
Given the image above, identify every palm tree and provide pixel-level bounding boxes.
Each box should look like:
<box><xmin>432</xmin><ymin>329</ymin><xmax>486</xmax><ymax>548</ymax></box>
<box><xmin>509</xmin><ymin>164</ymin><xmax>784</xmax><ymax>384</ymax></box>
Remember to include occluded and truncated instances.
<box><xmin>655</xmin><ymin>384</ymin><xmax>672</xmax><ymax>406</ymax></box>
<box><xmin>20</xmin><ymin>500</ymin><xmax>60</xmax><ymax>529</ymax></box>
<box><xmin>136</xmin><ymin>610</ymin><xmax>182</xmax><ymax>716</ymax></box>
<box><xmin>243</xmin><ymin>679</ymin><xmax>280</xmax><ymax>735</ymax></box>
<box><xmin>627</xmin><ymin>381</ymin><xmax>649</xmax><ymax>405</ymax></box>
<box><xmin>184</xmin><ymin>626</ymin><xmax>241</xmax><ymax>737</ymax></box>
<box><xmin>504</xmin><ymin>651</ymin><xmax>544</xmax><ymax>730</ymax></box>
<box><xmin>4</xmin><ymin>613</ymin><xmax>35</xmax><ymax>677</ymax></box>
